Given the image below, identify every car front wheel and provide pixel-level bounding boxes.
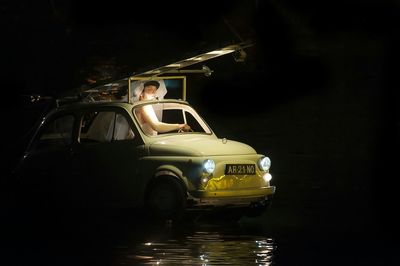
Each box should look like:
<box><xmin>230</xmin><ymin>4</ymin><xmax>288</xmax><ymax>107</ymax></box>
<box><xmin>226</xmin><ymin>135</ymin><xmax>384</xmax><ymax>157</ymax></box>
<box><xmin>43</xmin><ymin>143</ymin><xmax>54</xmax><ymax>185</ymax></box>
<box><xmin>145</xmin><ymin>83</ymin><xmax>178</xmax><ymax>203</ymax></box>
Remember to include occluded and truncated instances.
<box><xmin>145</xmin><ymin>178</ymin><xmax>186</xmax><ymax>221</ymax></box>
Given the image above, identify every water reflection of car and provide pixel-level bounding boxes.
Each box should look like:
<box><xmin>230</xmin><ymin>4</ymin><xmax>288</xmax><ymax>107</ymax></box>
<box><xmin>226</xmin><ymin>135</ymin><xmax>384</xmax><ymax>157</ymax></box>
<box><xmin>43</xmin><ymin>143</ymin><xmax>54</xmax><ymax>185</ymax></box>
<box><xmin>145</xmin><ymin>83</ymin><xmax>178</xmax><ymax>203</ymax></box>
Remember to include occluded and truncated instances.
<box><xmin>13</xmin><ymin>43</ymin><xmax>276</xmax><ymax>221</ymax></box>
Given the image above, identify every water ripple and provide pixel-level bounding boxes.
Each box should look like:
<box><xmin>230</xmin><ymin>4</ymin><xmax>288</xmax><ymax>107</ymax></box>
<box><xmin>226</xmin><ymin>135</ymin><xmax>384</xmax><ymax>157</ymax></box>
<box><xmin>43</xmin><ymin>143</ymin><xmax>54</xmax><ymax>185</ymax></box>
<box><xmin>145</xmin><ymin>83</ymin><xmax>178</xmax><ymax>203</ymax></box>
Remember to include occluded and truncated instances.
<box><xmin>114</xmin><ymin>230</ymin><xmax>275</xmax><ymax>265</ymax></box>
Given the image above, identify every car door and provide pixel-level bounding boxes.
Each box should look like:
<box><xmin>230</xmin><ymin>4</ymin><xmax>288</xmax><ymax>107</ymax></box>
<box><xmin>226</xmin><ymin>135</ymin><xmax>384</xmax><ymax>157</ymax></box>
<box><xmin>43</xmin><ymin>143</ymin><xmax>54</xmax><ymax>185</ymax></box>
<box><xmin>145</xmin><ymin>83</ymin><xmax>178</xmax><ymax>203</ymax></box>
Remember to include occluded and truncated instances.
<box><xmin>70</xmin><ymin>107</ymin><xmax>145</xmax><ymax>208</ymax></box>
<box><xmin>16</xmin><ymin>112</ymin><xmax>78</xmax><ymax>206</ymax></box>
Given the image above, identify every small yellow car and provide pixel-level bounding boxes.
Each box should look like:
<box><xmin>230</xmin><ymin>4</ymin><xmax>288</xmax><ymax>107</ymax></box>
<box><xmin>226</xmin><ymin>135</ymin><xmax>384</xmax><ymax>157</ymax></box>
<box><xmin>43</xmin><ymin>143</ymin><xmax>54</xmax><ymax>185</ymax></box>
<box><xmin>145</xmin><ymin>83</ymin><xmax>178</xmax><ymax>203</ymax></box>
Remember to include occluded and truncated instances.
<box><xmin>14</xmin><ymin>43</ymin><xmax>276</xmax><ymax>220</ymax></box>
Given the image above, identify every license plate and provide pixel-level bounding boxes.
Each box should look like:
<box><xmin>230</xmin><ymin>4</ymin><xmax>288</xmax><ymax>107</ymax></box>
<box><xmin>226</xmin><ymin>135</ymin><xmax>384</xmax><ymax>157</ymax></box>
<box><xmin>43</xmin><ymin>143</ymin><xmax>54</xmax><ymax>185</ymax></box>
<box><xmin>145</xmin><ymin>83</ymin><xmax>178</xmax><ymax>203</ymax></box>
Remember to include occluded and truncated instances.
<box><xmin>225</xmin><ymin>164</ymin><xmax>256</xmax><ymax>175</ymax></box>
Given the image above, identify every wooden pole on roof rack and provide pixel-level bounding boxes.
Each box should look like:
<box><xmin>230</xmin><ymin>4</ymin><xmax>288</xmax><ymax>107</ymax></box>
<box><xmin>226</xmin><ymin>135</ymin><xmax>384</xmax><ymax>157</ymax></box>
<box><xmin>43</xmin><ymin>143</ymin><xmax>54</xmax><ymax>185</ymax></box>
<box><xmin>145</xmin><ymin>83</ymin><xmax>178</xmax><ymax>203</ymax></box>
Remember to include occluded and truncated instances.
<box><xmin>126</xmin><ymin>41</ymin><xmax>253</xmax><ymax>103</ymax></box>
<box><xmin>131</xmin><ymin>41</ymin><xmax>253</xmax><ymax>78</ymax></box>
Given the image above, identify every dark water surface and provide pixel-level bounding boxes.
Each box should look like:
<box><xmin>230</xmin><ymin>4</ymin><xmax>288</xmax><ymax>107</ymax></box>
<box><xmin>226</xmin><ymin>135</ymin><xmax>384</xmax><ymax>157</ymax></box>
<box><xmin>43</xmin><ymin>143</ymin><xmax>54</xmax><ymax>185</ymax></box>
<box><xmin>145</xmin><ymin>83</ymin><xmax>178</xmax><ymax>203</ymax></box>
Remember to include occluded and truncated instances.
<box><xmin>1</xmin><ymin>209</ymin><xmax>277</xmax><ymax>266</ymax></box>
<box><xmin>1</xmin><ymin>203</ymin><xmax>395</xmax><ymax>266</ymax></box>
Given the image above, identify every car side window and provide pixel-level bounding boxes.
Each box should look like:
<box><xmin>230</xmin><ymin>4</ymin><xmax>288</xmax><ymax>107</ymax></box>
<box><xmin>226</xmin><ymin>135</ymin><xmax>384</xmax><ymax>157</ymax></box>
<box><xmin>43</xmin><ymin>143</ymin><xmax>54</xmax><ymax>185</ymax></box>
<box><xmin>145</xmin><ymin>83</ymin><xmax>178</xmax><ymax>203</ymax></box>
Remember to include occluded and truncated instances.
<box><xmin>37</xmin><ymin>114</ymin><xmax>74</xmax><ymax>148</ymax></box>
<box><xmin>80</xmin><ymin>111</ymin><xmax>134</xmax><ymax>143</ymax></box>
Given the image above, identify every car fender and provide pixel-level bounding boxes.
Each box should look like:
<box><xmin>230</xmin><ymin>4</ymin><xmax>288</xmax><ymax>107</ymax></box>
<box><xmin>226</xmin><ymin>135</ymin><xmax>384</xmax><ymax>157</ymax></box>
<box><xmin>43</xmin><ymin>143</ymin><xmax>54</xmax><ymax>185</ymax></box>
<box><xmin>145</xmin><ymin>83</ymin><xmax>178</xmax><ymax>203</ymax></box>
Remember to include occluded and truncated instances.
<box><xmin>154</xmin><ymin>165</ymin><xmax>189</xmax><ymax>188</ymax></box>
<box><xmin>143</xmin><ymin>165</ymin><xmax>189</xmax><ymax>198</ymax></box>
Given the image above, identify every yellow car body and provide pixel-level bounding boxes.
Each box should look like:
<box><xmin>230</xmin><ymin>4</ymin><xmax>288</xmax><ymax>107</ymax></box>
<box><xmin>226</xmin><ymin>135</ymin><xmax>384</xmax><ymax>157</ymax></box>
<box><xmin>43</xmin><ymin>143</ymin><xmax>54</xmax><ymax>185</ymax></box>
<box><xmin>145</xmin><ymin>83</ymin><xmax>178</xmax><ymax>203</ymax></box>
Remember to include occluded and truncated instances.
<box><xmin>15</xmin><ymin>99</ymin><xmax>275</xmax><ymax>220</ymax></box>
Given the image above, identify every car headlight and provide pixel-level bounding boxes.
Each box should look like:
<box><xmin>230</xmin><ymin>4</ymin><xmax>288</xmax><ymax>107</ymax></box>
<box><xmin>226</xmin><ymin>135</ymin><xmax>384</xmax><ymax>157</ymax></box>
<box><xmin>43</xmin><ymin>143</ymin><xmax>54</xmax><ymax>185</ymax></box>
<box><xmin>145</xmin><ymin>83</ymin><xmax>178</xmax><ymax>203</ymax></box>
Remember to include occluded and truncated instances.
<box><xmin>258</xmin><ymin>156</ymin><xmax>271</xmax><ymax>171</ymax></box>
<box><xmin>203</xmin><ymin>159</ymin><xmax>215</xmax><ymax>174</ymax></box>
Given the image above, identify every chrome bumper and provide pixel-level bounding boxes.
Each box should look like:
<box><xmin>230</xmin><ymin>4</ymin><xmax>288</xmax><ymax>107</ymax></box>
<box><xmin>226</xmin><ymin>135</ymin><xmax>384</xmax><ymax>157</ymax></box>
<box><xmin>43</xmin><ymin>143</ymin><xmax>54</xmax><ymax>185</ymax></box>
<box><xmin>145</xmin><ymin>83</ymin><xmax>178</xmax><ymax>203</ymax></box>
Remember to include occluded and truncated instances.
<box><xmin>187</xmin><ymin>186</ymin><xmax>275</xmax><ymax>207</ymax></box>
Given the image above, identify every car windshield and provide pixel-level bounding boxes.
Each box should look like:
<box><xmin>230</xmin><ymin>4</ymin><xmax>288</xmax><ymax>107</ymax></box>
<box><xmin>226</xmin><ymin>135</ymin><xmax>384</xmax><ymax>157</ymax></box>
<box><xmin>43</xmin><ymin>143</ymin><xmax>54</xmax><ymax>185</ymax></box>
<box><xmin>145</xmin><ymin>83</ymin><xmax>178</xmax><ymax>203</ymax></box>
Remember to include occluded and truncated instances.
<box><xmin>132</xmin><ymin>102</ymin><xmax>212</xmax><ymax>136</ymax></box>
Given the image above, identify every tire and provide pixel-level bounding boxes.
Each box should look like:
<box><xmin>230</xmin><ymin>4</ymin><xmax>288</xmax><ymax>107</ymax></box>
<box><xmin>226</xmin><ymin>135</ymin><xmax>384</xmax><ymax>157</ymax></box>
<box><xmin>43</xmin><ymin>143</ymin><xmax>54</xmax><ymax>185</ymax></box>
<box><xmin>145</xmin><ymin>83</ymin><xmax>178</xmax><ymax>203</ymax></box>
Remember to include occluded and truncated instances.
<box><xmin>145</xmin><ymin>178</ymin><xmax>186</xmax><ymax>221</ymax></box>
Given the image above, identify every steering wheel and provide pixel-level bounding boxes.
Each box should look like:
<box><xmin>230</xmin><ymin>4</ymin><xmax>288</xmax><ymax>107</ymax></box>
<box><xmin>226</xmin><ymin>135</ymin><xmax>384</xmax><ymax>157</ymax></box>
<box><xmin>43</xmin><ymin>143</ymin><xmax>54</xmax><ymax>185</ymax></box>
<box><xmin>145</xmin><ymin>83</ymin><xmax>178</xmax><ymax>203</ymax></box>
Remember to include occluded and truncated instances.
<box><xmin>178</xmin><ymin>126</ymin><xmax>193</xmax><ymax>133</ymax></box>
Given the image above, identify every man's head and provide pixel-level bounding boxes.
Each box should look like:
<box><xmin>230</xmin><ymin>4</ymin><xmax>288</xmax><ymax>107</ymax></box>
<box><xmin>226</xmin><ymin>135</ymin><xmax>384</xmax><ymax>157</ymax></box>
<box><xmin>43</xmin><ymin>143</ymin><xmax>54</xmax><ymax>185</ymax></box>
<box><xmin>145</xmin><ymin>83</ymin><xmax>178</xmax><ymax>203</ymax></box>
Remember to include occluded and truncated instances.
<box><xmin>143</xmin><ymin>80</ymin><xmax>160</xmax><ymax>89</ymax></box>
<box><xmin>141</xmin><ymin>80</ymin><xmax>160</xmax><ymax>100</ymax></box>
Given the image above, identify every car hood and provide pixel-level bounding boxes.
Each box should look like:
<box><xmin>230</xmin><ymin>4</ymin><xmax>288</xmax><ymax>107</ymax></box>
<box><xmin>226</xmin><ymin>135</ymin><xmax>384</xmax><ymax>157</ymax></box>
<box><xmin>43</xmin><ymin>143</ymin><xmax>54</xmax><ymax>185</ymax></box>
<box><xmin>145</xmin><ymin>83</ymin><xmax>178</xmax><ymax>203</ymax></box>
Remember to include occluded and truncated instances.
<box><xmin>147</xmin><ymin>135</ymin><xmax>257</xmax><ymax>156</ymax></box>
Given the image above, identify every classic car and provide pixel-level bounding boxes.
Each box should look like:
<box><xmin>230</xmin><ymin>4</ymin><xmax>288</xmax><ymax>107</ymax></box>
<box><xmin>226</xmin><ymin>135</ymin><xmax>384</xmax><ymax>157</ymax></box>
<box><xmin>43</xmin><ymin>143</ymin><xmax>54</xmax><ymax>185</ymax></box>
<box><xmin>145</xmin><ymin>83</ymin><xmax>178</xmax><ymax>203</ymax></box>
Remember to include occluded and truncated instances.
<box><xmin>13</xmin><ymin>43</ymin><xmax>276</xmax><ymax>221</ymax></box>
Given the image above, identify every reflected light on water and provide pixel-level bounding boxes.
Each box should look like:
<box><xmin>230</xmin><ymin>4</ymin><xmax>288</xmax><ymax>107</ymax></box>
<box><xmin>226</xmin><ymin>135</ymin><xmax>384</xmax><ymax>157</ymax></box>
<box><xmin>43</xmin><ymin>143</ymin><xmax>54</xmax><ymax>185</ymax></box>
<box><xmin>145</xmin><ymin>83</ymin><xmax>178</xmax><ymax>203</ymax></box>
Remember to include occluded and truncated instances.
<box><xmin>115</xmin><ymin>231</ymin><xmax>275</xmax><ymax>265</ymax></box>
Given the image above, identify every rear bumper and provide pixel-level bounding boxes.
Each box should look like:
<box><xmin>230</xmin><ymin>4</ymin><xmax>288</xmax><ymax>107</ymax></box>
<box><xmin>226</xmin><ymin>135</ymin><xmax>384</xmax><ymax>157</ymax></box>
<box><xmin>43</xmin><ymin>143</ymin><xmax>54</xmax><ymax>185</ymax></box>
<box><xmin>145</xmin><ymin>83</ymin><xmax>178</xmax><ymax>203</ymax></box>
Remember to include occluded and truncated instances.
<box><xmin>187</xmin><ymin>186</ymin><xmax>276</xmax><ymax>207</ymax></box>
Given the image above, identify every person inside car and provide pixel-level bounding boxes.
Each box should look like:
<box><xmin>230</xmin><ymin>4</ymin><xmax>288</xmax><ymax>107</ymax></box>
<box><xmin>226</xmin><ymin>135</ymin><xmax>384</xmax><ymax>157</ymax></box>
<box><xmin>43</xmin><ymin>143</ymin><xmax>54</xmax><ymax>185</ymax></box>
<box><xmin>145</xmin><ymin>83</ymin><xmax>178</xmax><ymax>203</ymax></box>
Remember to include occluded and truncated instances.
<box><xmin>135</xmin><ymin>80</ymin><xmax>191</xmax><ymax>135</ymax></box>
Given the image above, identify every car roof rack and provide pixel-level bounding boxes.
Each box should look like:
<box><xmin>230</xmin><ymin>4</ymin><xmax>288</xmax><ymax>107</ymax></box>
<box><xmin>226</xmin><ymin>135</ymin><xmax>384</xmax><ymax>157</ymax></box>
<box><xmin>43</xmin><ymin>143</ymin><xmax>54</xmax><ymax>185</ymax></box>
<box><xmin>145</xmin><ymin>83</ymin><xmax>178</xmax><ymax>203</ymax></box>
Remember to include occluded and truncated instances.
<box><xmin>47</xmin><ymin>41</ymin><xmax>253</xmax><ymax>106</ymax></box>
<box><xmin>89</xmin><ymin>40</ymin><xmax>253</xmax><ymax>104</ymax></box>
<box><xmin>131</xmin><ymin>40</ymin><xmax>253</xmax><ymax>78</ymax></box>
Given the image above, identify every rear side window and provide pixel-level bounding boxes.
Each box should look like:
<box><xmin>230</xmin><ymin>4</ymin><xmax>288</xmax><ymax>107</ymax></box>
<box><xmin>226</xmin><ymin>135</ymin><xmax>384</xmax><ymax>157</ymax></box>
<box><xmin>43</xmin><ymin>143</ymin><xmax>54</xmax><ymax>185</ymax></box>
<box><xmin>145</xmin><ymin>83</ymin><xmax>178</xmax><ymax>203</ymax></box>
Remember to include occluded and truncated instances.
<box><xmin>80</xmin><ymin>111</ymin><xmax>134</xmax><ymax>143</ymax></box>
<box><xmin>37</xmin><ymin>114</ymin><xmax>75</xmax><ymax>148</ymax></box>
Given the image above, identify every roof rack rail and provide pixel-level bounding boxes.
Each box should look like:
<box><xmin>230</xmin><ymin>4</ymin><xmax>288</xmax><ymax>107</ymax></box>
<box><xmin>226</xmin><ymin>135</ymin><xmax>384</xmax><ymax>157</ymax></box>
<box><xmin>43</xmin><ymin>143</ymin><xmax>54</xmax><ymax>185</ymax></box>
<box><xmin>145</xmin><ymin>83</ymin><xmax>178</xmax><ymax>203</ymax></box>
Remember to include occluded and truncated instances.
<box><xmin>41</xmin><ymin>41</ymin><xmax>254</xmax><ymax>106</ymax></box>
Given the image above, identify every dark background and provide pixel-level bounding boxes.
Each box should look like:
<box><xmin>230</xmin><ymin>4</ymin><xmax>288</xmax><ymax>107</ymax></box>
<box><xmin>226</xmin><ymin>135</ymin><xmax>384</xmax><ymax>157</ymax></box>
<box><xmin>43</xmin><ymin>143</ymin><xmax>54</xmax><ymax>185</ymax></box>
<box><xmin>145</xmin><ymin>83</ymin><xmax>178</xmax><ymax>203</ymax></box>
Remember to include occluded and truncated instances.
<box><xmin>1</xmin><ymin>0</ymin><xmax>399</xmax><ymax>264</ymax></box>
